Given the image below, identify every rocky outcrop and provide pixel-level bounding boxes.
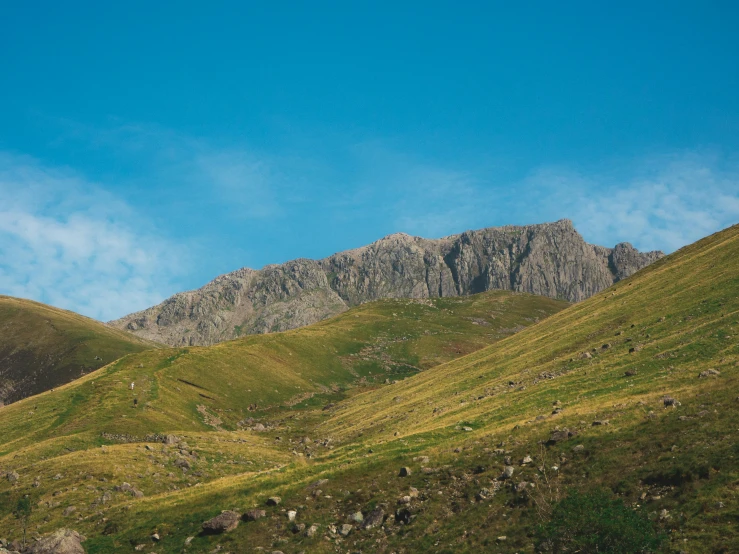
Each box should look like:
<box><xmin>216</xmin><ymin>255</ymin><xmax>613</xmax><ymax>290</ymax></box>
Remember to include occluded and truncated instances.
<box><xmin>28</xmin><ymin>529</ymin><xmax>85</xmax><ymax>554</ymax></box>
<box><xmin>110</xmin><ymin>220</ymin><xmax>663</xmax><ymax>346</ymax></box>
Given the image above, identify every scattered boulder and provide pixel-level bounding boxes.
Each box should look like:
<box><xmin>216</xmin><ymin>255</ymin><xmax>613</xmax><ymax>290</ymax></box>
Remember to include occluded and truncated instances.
<box><xmin>663</xmin><ymin>396</ymin><xmax>680</xmax><ymax>408</ymax></box>
<box><xmin>287</xmin><ymin>510</ymin><xmax>297</xmax><ymax>522</ymax></box>
<box><xmin>243</xmin><ymin>509</ymin><xmax>266</xmax><ymax>521</ymax></box>
<box><xmin>580</xmin><ymin>352</ymin><xmax>592</xmax><ymax>360</ymax></box>
<box><xmin>113</xmin><ymin>482</ymin><xmax>144</xmax><ymax>497</ymax></box>
<box><xmin>476</xmin><ymin>488</ymin><xmax>494</xmax><ymax>501</ymax></box>
<box><xmin>501</xmin><ymin>466</ymin><xmax>515</xmax><ymax>479</ymax></box>
<box><xmin>624</xmin><ymin>369</ymin><xmax>637</xmax><ymax>377</ymax></box>
<box><xmin>349</xmin><ymin>511</ymin><xmax>364</xmax><ymax>524</ymax></box>
<box><xmin>699</xmin><ymin>369</ymin><xmax>720</xmax><ymax>378</ymax></box>
<box><xmin>601</xmin><ymin>343</ymin><xmax>611</xmax><ymax>349</ymax></box>
<box><xmin>547</xmin><ymin>428</ymin><xmax>575</xmax><ymax>445</ymax></box>
<box><xmin>592</xmin><ymin>420</ymin><xmax>609</xmax><ymax>426</ymax></box>
<box><xmin>521</xmin><ymin>456</ymin><xmax>533</xmax><ymax>465</ymax></box>
<box><xmin>398</xmin><ymin>467</ymin><xmax>412</xmax><ymax>477</ymax></box>
<box><xmin>28</xmin><ymin>529</ymin><xmax>86</xmax><ymax>554</ymax></box>
<box><xmin>362</xmin><ymin>507</ymin><xmax>385</xmax><ymax>530</ymax></box>
<box><xmin>304</xmin><ymin>524</ymin><xmax>319</xmax><ymax>538</ymax></box>
<box><xmin>395</xmin><ymin>508</ymin><xmax>412</xmax><ymax>525</ymax></box>
<box><xmin>307</xmin><ymin>478</ymin><xmax>328</xmax><ymax>489</ymax></box>
<box><xmin>62</xmin><ymin>506</ymin><xmax>77</xmax><ymax>517</ymax></box>
<box><xmin>174</xmin><ymin>458</ymin><xmax>191</xmax><ymax>470</ymax></box>
<box><xmin>6</xmin><ymin>471</ymin><xmax>18</xmax><ymax>483</ymax></box>
<box><xmin>339</xmin><ymin>523</ymin><xmax>353</xmax><ymax>537</ymax></box>
<box><xmin>515</xmin><ymin>481</ymin><xmax>530</xmax><ymax>493</ymax></box>
<box><xmin>291</xmin><ymin>523</ymin><xmax>305</xmax><ymax>535</ymax></box>
<box><xmin>202</xmin><ymin>511</ymin><xmax>241</xmax><ymax>534</ymax></box>
<box><xmin>572</xmin><ymin>444</ymin><xmax>585</xmax><ymax>452</ymax></box>
<box><xmin>164</xmin><ymin>434</ymin><xmax>179</xmax><ymax>445</ymax></box>
<box><xmin>266</xmin><ymin>496</ymin><xmax>281</xmax><ymax>506</ymax></box>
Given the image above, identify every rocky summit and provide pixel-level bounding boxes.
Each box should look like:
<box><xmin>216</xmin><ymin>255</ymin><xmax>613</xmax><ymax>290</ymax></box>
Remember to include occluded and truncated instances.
<box><xmin>110</xmin><ymin>219</ymin><xmax>662</xmax><ymax>346</ymax></box>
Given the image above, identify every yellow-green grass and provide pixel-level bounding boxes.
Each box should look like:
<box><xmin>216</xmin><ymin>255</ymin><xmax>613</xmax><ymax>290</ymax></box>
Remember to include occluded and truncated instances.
<box><xmin>0</xmin><ymin>290</ymin><xmax>565</xmax><ymax>546</ymax></box>
<box><xmin>0</xmin><ymin>291</ymin><xmax>565</xmax><ymax>454</ymax></box>
<box><xmin>0</xmin><ymin>296</ymin><xmax>160</xmax><ymax>404</ymax></box>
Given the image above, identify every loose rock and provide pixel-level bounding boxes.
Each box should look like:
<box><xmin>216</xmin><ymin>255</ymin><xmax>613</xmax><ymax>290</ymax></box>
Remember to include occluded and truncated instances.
<box><xmin>202</xmin><ymin>511</ymin><xmax>241</xmax><ymax>534</ymax></box>
<box><xmin>304</xmin><ymin>524</ymin><xmax>319</xmax><ymax>538</ymax></box>
<box><xmin>28</xmin><ymin>529</ymin><xmax>86</xmax><ymax>554</ymax></box>
<box><xmin>699</xmin><ymin>369</ymin><xmax>720</xmax><ymax>378</ymax></box>
<box><xmin>243</xmin><ymin>509</ymin><xmax>266</xmax><ymax>521</ymax></box>
<box><xmin>362</xmin><ymin>508</ymin><xmax>385</xmax><ymax>530</ymax></box>
<box><xmin>339</xmin><ymin>523</ymin><xmax>353</xmax><ymax>537</ymax></box>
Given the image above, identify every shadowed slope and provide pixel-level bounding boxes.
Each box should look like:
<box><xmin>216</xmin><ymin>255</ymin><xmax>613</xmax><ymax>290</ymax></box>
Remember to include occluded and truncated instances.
<box><xmin>0</xmin><ymin>296</ymin><xmax>160</xmax><ymax>404</ymax></box>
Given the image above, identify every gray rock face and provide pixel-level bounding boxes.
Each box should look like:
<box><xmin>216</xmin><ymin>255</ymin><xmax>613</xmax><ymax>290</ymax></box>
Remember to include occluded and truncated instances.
<box><xmin>110</xmin><ymin>220</ymin><xmax>662</xmax><ymax>346</ymax></box>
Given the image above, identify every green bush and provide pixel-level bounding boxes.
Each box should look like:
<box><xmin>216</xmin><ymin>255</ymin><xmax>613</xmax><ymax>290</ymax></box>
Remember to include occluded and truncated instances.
<box><xmin>535</xmin><ymin>489</ymin><xmax>664</xmax><ymax>553</ymax></box>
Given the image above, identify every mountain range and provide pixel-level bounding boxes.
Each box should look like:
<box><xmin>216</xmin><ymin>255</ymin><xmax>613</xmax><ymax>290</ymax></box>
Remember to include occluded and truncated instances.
<box><xmin>0</xmin><ymin>222</ymin><xmax>735</xmax><ymax>554</ymax></box>
<box><xmin>111</xmin><ymin>219</ymin><xmax>663</xmax><ymax>346</ymax></box>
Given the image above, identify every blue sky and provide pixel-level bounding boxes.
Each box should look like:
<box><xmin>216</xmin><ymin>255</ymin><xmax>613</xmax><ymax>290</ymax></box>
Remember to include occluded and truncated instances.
<box><xmin>1</xmin><ymin>1</ymin><xmax>738</xmax><ymax>320</ymax></box>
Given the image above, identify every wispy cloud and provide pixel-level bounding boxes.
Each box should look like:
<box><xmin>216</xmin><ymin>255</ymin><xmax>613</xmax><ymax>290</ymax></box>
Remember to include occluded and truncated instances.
<box><xmin>0</xmin><ymin>152</ymin><xmax>182</xmax><ymax>321</ymax></box>
<box><xmin>54</xmin><ymin>120</ymin><xmax>290</xmax><ymax>220</ymax></box>
<box><xmin>520</xmin><ymin>153</ymin><xmax>739</xmax><ymax>252</ymax></box>
<box><xmin>359</xmin><ymin>147</ymin><xmax>739</xmax><ymax>252</ymax></box>
<box><xmin>193</xmin><ymin>150</ymin><xmax>283</xmax><ymax>218</ymax></box>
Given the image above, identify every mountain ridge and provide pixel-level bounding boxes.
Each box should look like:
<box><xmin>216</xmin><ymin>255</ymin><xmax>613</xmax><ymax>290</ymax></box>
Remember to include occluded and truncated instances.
<box><xmin>110</xmin><ymin>219</ymin><xmax>663</xmax><ymax>346</ymax></box>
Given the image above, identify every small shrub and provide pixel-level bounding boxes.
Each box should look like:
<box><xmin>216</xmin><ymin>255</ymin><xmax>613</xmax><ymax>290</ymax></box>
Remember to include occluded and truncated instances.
<box><xmin>535</xmin><ymin>489</ymin><xmax>664</xmax><ymax>553</ymax></box>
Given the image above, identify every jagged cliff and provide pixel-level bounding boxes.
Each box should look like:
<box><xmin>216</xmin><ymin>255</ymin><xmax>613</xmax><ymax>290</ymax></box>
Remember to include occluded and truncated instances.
<box><xmin>110</xmin><ymin>220</ymin><xmax>663</xmax><ymax>346</ymax></box>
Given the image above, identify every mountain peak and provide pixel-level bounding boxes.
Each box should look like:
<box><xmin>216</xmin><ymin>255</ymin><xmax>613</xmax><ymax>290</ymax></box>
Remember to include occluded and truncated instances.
<box><xmin>110</xmin><ymin>221</ymin><xmax>663</xmax><ymax>346</ymax></box>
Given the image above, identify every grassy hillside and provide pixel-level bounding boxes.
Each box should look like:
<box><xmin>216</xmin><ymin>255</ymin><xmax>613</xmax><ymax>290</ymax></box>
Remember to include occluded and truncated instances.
<box><xmin>0</xmin><ymin>296</ymin><xmax>160</xmax><ymax>404</ymax></box>
<box><xmin>0</xmin><ymin>221</ymin><xmax>736</xmax><ymax>554</ymax></box>
<box><xmin>0</xmin><ymin>291</ymin><xmax>565</xmax><ymax>547</ymax></box>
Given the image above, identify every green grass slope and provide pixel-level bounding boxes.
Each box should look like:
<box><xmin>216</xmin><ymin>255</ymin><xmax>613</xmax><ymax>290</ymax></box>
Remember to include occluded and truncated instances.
<box><xmin>0</xmin><ymin>291</ymin><xmax>566</xmax><ymax>548</ymax></box>
<box><xmin>0</xmin><ymin>296</ymin><xmax>160</xmax><ymax>405</ymax></box>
